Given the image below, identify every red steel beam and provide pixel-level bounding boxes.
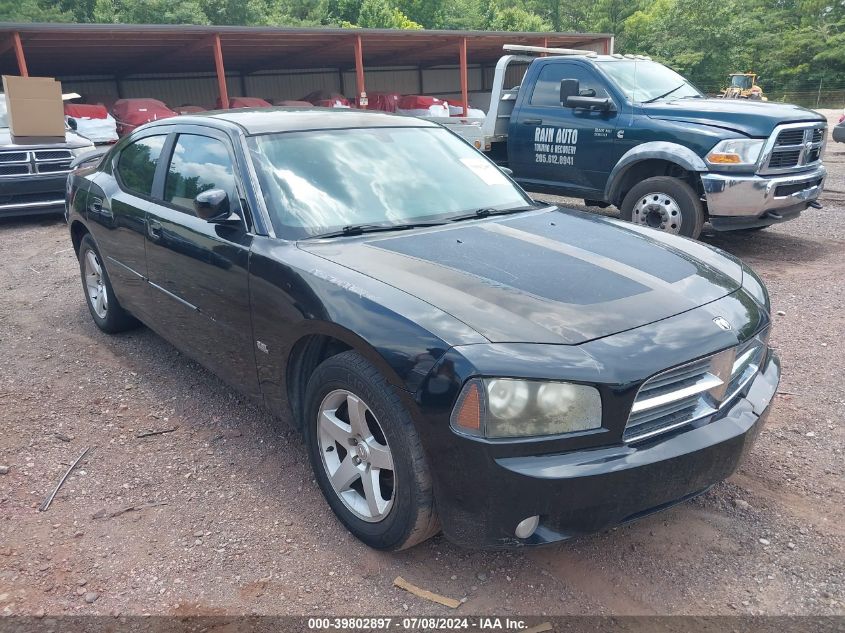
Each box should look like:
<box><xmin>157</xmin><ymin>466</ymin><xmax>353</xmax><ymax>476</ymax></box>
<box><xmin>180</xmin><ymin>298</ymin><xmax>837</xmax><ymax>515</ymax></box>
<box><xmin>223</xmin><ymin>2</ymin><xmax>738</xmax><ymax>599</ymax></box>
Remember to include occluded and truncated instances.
<box><xmin>213</xmin><ymin>34</ymin><xmax>229</xmax><ymax>109</ymax></box>
<box><xmin>354</xmin><ymin>34</ymin><xmax>366</xmax><ymax>108</ymax></box>
<box><xmin>13</xmin><ymin>32</ymin><xmax>28</xmax><ymax>77</ymax></box>
<box><xmin>459</xmin><ymin>36</ymin><xmax>468</xmax><ymax>117</ymax></box>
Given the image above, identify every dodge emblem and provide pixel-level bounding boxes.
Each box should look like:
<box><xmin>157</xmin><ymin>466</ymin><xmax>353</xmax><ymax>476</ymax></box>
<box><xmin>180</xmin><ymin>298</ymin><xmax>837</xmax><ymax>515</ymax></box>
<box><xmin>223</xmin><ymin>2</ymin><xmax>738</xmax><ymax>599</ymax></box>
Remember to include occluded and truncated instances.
<box><xmin>713</xmin><ymin>316</ymin><xmax>732</xmax><ymax>331</ymax></box>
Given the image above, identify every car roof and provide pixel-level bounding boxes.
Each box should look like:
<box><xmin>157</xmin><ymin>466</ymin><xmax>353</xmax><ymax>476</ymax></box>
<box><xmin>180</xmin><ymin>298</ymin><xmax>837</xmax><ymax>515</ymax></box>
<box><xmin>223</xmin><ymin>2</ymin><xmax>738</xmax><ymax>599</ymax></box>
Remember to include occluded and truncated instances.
<box><xmin>169</xmin><ymin>107</ymin><xmax>441</xmax><ymax>135</ymax></box>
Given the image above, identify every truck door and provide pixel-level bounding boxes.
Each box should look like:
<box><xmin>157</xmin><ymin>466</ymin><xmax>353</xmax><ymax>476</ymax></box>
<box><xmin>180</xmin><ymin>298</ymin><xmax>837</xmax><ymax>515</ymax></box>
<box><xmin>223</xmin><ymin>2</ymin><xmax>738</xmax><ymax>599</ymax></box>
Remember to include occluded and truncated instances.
<box><xmin>509</xmin><ymin>61</ymin><xmax>619</xmax><ymax>197</ymax></box>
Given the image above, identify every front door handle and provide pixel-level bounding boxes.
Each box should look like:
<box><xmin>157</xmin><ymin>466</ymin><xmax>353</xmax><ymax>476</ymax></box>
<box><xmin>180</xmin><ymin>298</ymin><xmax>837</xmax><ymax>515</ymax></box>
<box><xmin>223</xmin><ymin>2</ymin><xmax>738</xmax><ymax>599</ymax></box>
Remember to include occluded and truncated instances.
<box><xmin>148</xmin><ymin>219</ymin><xmax>163</xmax><ymax>240</ymax></box>
<box><xmin>522</xmin><ymin>118</ymin><xmax>543</xmax><ymax>125</ymax></box>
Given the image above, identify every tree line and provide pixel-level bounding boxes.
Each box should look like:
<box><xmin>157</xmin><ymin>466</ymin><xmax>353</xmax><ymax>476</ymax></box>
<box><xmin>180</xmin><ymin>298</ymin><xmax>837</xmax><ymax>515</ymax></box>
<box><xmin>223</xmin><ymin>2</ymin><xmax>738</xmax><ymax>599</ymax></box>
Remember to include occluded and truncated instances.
<box><xmin>4</xmin><ymin>0</ymin><xmax>843</xmax><ymax>96</ymax></box>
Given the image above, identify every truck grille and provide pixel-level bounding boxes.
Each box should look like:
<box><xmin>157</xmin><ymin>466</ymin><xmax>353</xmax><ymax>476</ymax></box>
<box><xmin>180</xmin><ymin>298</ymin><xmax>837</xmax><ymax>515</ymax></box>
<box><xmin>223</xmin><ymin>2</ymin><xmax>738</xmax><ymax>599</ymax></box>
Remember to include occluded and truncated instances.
<box><xmin>768</xmin><ymin>150</ymin><xmax>801</xmax><ymax>169</ymax></box>
<box><xmin>0</xmin><ymin>149</ymin><xmax>75</xmax><ymax>178</ymax></box>
<box><xmin>760</xmin><ymin>123</ymin><xmax>826</xmax><ymax>175</ymax></box>
<box><xmin>776</xmin><ymin>129</ymin><xmax>805</xmax><ymax>146</ymax></box>
<box><xmin>624</xmin><ymin>331</ymin><xmax>768</xmax><ymax>443</ymax></box>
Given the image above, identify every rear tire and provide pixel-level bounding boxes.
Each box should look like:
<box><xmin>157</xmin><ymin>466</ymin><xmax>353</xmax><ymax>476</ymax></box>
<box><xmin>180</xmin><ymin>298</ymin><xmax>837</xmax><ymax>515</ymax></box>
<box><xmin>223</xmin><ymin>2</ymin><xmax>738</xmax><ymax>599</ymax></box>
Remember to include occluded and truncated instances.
<box><xmin>621</xmin><ymin>176</ymin><xmax>705</xmax><ymax>239</ymax></box>
<box><xmin>303</xmin><ymin>351</ymin><xmax>439</xmax><ymax>550</ymax></box>
<box><xmin>78</xmin><ymin>234</ymin><xmax>139</xmax><ymax>334</ymax></box>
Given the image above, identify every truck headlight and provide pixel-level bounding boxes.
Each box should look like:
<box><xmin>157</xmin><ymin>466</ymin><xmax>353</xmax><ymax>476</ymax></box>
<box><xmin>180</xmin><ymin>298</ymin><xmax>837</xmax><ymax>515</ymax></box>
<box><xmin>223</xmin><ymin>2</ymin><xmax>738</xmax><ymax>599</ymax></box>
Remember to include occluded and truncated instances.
<box><xmin>706</xmin><ymin>139</ymin><xmax>764</xmax><ymax>168</ymax></box>
<box><xmin>451</xmin><ymin>378</ymin><xmax>602</xmax><ymax>439</ymax></box>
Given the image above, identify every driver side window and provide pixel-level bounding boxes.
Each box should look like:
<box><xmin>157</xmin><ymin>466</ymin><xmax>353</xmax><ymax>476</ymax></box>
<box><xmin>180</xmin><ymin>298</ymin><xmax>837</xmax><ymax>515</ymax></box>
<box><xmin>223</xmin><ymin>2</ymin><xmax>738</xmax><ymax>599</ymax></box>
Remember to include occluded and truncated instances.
<box><xmin>530</xmin><ymin>64</ymin><xmax>609</xmax><ymax>107</ymax></box>
<box><xmin>164</xmin><ymin>134</ymin><xmax>241</xmax><ymax>216</ymax></box>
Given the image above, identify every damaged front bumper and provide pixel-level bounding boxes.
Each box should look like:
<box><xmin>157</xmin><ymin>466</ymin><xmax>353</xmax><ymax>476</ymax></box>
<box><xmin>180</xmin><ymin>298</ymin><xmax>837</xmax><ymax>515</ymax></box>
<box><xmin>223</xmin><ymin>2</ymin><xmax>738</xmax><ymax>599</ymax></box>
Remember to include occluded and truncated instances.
<box><xmin>701</xmin><ymin>166</ymin><xmax>826</xmax><ymax>230</ymax></box>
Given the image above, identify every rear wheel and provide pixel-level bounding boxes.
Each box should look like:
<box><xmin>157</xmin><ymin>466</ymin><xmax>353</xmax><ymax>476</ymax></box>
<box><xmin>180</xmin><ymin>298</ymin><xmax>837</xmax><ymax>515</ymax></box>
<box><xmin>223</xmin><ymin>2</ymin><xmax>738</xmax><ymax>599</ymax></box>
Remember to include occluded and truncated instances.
<box><xmin>78</xmin><ymin>234</ymin><xmax>138</xmax><ymax>333</ymax></box>
<box><xmin>303</xmin><ymin>351</ymin><xmax>439</xmax><ymax>550</ymax></box>
<box><xmin>621</xmin><ymin>176</ymin><xmax>705</xmax><ymax>239</ymax></box>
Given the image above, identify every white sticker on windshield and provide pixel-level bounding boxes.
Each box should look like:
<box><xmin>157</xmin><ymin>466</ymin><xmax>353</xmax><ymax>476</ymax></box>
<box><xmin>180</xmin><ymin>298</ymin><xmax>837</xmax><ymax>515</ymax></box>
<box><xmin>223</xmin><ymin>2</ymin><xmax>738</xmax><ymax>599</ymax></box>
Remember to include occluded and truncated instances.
<box><xmin>460</xmin><ymin>157</ymin><xmax>510</xmax><ymax>186</ymax></box>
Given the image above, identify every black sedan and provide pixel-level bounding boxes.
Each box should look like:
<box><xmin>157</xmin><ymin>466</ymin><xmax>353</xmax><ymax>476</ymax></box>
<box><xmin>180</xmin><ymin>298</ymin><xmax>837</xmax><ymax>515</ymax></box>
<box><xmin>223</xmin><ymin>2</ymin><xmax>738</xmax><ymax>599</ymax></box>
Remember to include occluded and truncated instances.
<box><xmin>66</xmin><ymin>108</ymin><xmax>780</xmax><ymax>550</ymax></box>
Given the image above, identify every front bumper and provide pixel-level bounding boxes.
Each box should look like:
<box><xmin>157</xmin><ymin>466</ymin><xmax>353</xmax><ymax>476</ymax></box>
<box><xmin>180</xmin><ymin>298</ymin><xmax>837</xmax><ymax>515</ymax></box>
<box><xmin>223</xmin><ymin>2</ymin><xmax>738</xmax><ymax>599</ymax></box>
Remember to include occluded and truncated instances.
<box><xmin>0</xmin><ymin>173</ymin><xmax>68</xmax><ymax>218</ymax></box>
<box><xmin>436</xmin><ymin>352</ymin><xmax>780</xmax><ymax>548</ymax></box>
<box><xmin>701</xmin><ymin>166</ymin><xmax>826</xmax><ymax>229</ymax></box>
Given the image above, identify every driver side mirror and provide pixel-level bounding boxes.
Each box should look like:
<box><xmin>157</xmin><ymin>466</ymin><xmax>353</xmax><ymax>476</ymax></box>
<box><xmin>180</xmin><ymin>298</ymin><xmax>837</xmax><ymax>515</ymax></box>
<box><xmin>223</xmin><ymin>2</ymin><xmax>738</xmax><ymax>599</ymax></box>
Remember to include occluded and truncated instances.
<box><xmin>66</xmin><ymin>117</ymin><xmax>78</xmax><ymax>131</ymax></box>
<box><xmin>194</xmin><ymin>189</ymin><xmax>239</xmax><ymax>224</ymax></box>
<box><xmin>560</xmin><ymin>79</ymin><xmax>580</xmax><ymax>105</ymax></box>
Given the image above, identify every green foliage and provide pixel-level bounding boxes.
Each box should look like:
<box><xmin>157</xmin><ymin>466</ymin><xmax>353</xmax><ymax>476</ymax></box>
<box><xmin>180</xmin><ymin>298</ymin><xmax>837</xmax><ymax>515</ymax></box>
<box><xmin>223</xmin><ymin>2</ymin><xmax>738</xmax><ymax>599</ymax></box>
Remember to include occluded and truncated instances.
<box><xmin>358</xmin><ymin>0</ymin><xmax>423</xmax><ymax>28</ymax></box>
<box><xmin>488</xmin><ymin>7</ymin><xmax>551</xmax><ymax>32</ymax></box>
<box><xmin>4</xmin><ymin>0</ymin><xmax>843</xmax><ymax>95</ymax></box>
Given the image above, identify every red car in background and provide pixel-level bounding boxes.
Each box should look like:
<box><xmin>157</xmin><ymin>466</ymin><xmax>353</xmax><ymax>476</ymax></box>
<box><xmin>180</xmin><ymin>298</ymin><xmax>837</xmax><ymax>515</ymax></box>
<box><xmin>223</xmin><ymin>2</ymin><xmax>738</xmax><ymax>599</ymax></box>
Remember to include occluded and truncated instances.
<box><xmin>112</xmin><ymin>99</ymin><xmax>176</xmax><ymax>137</ymax></box>
<box><xmin>217</xmin><ymin>97</ymin><xmax>271</xmax><ymax>109</ymax></box>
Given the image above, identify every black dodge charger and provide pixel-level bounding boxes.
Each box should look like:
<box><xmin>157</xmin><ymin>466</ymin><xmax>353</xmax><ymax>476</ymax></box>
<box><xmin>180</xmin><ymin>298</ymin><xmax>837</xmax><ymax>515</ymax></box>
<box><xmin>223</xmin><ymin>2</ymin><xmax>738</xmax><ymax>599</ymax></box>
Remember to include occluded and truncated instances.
<box><xmin>66</xmin><ymin>108</ymin><xmax>780</xmax><ymax>550</ymax></box>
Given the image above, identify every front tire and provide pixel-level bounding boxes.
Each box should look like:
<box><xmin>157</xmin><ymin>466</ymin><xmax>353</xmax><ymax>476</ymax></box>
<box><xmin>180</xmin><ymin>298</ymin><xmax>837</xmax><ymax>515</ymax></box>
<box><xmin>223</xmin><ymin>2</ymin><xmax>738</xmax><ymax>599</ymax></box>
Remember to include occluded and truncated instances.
<box><xmin>303</xmin><ymin>351</ymin><xmax>439</xmax><ymax>550</ymax></box>
<box><xmin>621</xmin><ymin>176</ymin><xmax>705</xmax><ymax>239</ymax></box>
<box><xmin>78</xmin><ymin>234</ymin><xmax>139</xmax><ymax>333</ymax></box>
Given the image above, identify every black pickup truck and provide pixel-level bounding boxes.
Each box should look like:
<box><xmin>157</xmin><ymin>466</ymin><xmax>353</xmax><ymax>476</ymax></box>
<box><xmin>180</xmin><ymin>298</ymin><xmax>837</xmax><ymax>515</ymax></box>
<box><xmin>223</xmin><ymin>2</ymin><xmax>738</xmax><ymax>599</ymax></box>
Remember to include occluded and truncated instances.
<box><xmin>0</xmin><ymin>98</ymin><xmax>94</xmax><ymax>218</ymax></box>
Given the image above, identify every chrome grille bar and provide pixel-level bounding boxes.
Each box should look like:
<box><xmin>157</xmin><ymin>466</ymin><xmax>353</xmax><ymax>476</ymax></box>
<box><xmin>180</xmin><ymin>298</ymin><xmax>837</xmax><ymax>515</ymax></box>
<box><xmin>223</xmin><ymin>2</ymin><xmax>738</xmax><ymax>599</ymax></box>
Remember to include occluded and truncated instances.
<box><xmin>759</xmin><ymin>122</ymin><xmax>826</xmax><ymax>175</ymax></box>
<box><xmin>624</xmin><ymin>331</ymin><xmax>768</xmax><ymax>443</ymax></box>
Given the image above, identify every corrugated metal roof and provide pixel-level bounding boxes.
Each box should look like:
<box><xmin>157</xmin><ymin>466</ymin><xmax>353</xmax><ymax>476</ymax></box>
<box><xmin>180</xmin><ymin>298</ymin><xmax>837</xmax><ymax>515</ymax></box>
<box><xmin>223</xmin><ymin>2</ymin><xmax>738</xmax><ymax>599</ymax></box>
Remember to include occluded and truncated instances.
<box><xmin>0</xmin><ymin>22</ymin><xmax>612</xmax><ymax>77</ymax></box>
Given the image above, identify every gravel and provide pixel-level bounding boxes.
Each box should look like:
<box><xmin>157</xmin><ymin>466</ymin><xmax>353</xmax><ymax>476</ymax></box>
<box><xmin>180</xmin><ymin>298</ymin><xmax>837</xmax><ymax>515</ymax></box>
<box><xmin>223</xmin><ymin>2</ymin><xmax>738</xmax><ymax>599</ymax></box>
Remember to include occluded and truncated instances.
<box><xmin>0</xmin><ymin>111</ymin><xmax>842</xmax><ymax>617</ymax></box>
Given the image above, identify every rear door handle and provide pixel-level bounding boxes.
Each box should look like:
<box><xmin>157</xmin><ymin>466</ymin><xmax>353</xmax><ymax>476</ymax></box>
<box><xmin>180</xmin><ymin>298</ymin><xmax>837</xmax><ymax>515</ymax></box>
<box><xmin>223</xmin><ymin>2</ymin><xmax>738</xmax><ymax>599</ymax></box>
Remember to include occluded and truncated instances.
<box><xmin>522</xmin><ymin>118</ymin><xmax>543</xmax><ymax>125</ymax></box>
<box><xmin>88</xmin><ymin>197</ymin><xmax>103</xmax><ymax>213</ymax></box>
<box><xmin>148</xmin><ymin>219</ymin><xmax>162</xmax><ymax>240</ymax></box>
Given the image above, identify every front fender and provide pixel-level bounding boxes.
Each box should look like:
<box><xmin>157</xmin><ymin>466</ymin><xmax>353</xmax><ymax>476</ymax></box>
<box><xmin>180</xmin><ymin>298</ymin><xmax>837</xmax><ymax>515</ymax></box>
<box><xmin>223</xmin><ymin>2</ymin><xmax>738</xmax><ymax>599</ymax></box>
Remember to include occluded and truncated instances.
<box><xmin>605</xmin><ymin>141</ymin><xmax>709</xmax><ymax>202</ymax></box>
<box><xmin>247</xmin><ymin>236</ymin><xmax>486</xmax><ymax>420</ymax></box>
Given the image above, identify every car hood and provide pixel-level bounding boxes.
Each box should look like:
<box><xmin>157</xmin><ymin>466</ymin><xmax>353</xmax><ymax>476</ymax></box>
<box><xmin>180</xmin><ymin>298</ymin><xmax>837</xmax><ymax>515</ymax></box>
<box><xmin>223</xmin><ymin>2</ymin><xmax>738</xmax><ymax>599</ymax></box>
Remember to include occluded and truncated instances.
<box><xmin>643</xmin><ymin>98</ymin><xmax>825</xmax><ymax>137</ymax></box>
<box><xmin>298</xmin><ymin>209</ymin><xmax>744</xmax><ymax>345</ymax></box>
<box><xmin>0</xmin><ymin>127</ymin><xmax>92</xmax><ymax>150</ymax></box>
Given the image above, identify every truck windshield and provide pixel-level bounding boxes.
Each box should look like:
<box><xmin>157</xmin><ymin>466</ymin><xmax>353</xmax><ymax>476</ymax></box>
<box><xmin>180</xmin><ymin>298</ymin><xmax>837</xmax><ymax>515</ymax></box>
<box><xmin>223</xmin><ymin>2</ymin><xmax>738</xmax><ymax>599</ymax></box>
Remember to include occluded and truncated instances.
<box><xmin>249</xmin><ymin>126</ymin><xmax>532</xmax><ymax>240</ymax></box>
<box><xmin>596</xmin><ymin>60</ymin><xmax>703</xmax><ymax>103</ymax></box>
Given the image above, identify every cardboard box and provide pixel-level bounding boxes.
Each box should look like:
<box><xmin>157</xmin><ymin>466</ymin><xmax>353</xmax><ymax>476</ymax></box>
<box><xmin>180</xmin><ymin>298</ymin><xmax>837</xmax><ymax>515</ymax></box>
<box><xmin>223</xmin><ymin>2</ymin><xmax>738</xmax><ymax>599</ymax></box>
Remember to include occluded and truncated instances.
<box><xmin>2</xmin><ymin>75</ymin><xmax>65</xmax><ymax>137</ymax></box>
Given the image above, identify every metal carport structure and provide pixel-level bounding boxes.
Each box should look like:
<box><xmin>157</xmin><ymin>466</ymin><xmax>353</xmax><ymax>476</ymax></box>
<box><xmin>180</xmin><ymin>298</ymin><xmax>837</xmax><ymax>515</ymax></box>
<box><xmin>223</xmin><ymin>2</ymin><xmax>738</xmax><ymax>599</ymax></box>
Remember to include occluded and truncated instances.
<box><xmin>0</xmin><ymin>23</ymin><xmax>612</xmax><ymax>115</ymax></box>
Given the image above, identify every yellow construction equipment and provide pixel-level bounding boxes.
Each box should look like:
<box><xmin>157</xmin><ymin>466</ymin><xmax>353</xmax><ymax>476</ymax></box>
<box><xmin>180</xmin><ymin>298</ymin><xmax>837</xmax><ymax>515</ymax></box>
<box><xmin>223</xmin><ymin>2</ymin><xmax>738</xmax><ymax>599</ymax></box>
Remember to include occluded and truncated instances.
<box><xmin>721</xmin><ymin>73</ymin><xmax>767</xmax><ymax>100</ymax></box>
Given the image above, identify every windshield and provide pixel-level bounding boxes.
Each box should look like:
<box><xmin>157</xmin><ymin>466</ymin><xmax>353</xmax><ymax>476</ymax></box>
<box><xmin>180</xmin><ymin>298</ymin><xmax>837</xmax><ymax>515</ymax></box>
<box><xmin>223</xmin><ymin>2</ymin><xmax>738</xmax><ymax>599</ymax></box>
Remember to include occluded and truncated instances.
<box><xmin>596</xmin><ymin>60</ymin><xmax>703</xmax><ymax>103</ymax></box>
<box><xmin>249</xmin><ymin>126</ymin><xmax>532</xmax><ymax>239</ymax></box>
<box><xmin>731</xmin><ymin>75</ymin><xmax>752</xmax><ymax>89</ymax></box>
<box><xmin>0</xmin><ymin>99</ymin><xmax>7</xmax><ymax>128</ymax></box>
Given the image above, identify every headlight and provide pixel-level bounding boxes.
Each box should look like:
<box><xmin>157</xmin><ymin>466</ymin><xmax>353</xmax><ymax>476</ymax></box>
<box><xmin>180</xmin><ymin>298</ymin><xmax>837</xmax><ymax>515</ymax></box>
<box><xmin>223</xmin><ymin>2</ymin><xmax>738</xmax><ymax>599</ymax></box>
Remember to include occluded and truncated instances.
<box><xmin>451</xmin><ymin>378</ymin><xmax>602</xmax><ymax>439</ymax></box>
<box><xmin>741</xmin><ymin>261</ymin><xmax>770</xmax><ymax>310</ymax></box>
<box><xmin>706</xmin><ymin>139</ymin><xmax>764</xmax><ymax>169</ymax></box>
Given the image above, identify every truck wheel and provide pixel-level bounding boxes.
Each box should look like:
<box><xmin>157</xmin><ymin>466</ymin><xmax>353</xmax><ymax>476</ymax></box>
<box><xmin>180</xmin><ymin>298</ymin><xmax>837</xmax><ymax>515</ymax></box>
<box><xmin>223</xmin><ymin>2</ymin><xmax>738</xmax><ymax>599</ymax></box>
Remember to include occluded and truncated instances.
<box><xmin>621</xmin><ymin>177</ymin><xmax>704</xmax><ymax>239</ymax></box>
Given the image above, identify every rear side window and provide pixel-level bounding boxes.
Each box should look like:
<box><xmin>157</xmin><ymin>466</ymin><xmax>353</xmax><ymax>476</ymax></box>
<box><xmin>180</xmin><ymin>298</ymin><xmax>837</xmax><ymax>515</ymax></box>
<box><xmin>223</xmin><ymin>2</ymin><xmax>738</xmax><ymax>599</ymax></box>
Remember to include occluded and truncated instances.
<box><xmin>116</xmin><ymin>135</ymin><xmax>166</xmax><ymax>196</ymax></box>
<box><xmin>530</xmin><ymin>64</ymin><xmax>610</xmax><ymax>107</ymax></box>
<box><xmin>164</xmin><ymin>134</ymin><xmax>240</xmax><ymax>215</ymax></box>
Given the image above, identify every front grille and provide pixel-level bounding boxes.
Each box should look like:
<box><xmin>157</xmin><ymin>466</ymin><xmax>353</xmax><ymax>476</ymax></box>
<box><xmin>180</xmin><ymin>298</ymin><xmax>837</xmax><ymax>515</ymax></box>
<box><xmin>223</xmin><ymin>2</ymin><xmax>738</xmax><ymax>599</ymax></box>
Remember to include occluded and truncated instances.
<box><xmin>0</xmin><ymin>164</ymin><xmax>31</xmax><ymax>176</ymax></box>
<box><xmin>34</xmin><ymin>149</ymin><xmax>73</xmax><ymax>161</ymax></box>
<box><xmin>624</xmin><ymin>331</ymin><xmax>768</xmax><ymax>443</ymax></box>
<box><xmin>35</xmin><ymin>161</ymin><xmax>73</xmax><ymax>174</ymax></box>
<box><xmin>768</xmin><ymin>149</ymin><xmax>801</xmax><ymax>169</ymax></box>
<box><xmin>0</xmin><ymin>149</ymin><xmax>75</xmax><ymax>177</ymax></box>
<box><xmin>776</xmin><ymin>129</ymin><xmax>804</xmax><ymax>146</ymax></box>
<box><xmin>761</xmin><ymin>124</ymin><xmax>826</xmax><ymax>174</ymax></box>
<box><xmin>0</xmin><ymin>151</ymin><xmax>28</xmax><ymax>163</ymax></box>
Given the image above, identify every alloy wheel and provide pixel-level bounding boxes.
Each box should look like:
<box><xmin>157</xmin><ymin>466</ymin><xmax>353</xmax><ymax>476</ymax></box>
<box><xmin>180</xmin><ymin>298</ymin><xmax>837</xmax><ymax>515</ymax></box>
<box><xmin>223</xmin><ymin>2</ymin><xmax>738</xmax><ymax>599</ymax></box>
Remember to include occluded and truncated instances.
<box><xmin>84</xmin><ymin>249</ymin><xmax>108</xmax><ymax>319</ymax></box>
<box><xmin>316</xmin><ymin>389</ymin><xmax>395</xmax><ymax>523</ymax></box>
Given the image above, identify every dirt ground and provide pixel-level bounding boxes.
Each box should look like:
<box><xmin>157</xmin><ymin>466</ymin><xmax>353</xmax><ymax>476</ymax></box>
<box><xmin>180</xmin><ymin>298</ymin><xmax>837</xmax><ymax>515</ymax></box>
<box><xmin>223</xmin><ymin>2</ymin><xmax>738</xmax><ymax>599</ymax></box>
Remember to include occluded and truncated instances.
<box><xmin>0</xmin><ymin>112</ymin><xmax>842</xmax><ymax>619</ymax></box>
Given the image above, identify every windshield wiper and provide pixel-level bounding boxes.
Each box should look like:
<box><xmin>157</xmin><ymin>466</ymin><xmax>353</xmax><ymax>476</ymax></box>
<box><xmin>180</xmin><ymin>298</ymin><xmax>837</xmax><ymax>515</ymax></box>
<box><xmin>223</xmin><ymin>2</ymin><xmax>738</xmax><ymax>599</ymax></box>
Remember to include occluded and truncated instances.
<box><xmin>447</xmin><ymin>204</ymin><xmax>544</xmax><ymax>223</ymax></box>
<box><xmin>308</xmin><ymin>220</ymin><xmax>446</xmax><ymax>239</ymax></box>
<box><xmin>643</xmin><ymin>83</ymin><xmax>686</xmax><ymax>103</ymax></box>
